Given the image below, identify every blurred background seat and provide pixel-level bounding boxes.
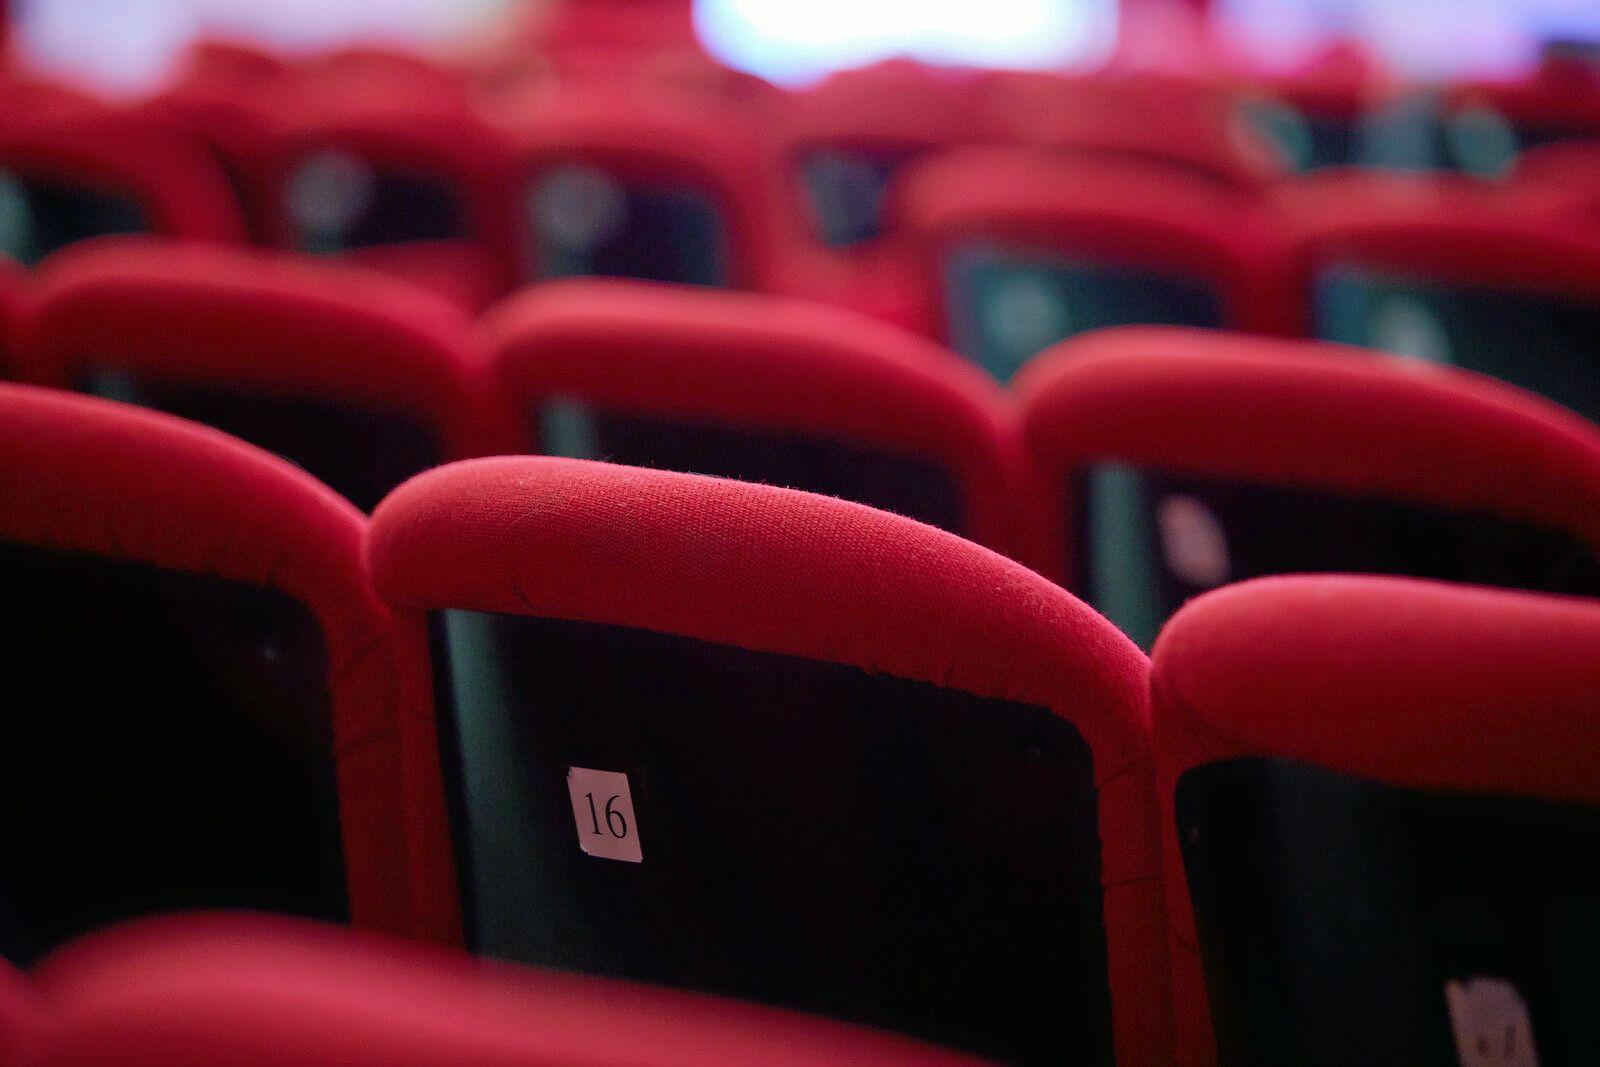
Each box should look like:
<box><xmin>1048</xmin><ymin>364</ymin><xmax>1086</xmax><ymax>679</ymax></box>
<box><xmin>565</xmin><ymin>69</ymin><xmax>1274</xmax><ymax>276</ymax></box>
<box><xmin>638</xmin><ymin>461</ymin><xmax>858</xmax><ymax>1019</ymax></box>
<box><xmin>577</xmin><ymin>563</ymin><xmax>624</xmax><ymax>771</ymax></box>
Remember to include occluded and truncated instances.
<box><xmin>899</xmin><ymin>149</ymin><xmax>1283</xmax><ymax>381</ymax></box>
<box><xmin>483</xmin><ymin>278</ymin><xmax>1024</xmax><ymax>550</ymax></box>
<box><xmin>1153</xmin><ymin>574</ymin><xmax>1600</xmax><ymax>1066</ymax></box>
<box><xmin>0</xmin><ymin>97</ymin><xmax>245</xmax><ymax>264</ymax></box>
<box><xmin>1016</xmin><ymin>326</ymin><xmax>1600</xmax><ymax>646</ymax></box>
<box><xmin>18</xmin><ymin>238</ymin><xmax>495</xmax><ymax>511</ymax></box>
<box><xmin>0</xmin><ymin>385</ymin><xmax>445</xmax><ymax>964</ymax></box>
<box><xmin>1274</xmin><ymin>169</ymin><xmax>1600</xmax><ymax>422</ymax></box>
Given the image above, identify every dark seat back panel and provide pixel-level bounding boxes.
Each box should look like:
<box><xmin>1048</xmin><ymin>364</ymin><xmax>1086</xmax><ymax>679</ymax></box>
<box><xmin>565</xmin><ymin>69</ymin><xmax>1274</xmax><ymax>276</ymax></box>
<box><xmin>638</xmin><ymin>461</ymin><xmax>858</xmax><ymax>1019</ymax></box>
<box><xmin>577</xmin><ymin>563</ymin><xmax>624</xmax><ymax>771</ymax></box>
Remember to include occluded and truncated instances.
<box><xmin>526</xmin><ymin>166</ymin><xmax>730</xmax><ymax>286</ymax></box>
<box><xmin>801</xmin><ymin>147</ymin><xmax>918</xmax><ymax>247</ymax></box>
<box><xmin>287</xmin><ymin>156</ymin><xmax>465</xmax><ymax>252</ymax></box>
<box><xmin>537</xmin><ymin>404</ymin><xmax>966</xmax><ymax>536</ymax></box>
<box><xmin>945</xmin><ymin>244</ymin><xmax>1225</xmax><ymax>382</ymax></box>
<box><xmin>1177</xmin><ymin>756</ymin><xmax>1600</xmax><ymax>1067</ymax></box>
<box><xmin>1316</xmin><ymin>269</ymin><xmax>1600</xmax><ymax>424</ymax></box>
<box><xmin>0</xmin><ymin>540</ymin><xmax>348</xmax><ymax>965</ymax></box>
<box><xmin>1072</xmin><ymin>465</ymin><xmax>1600</xmax><ymax>648</ymax></box>
<box><xmin>80</xmin><ymin>371</ymin><xmax>443</xmax><ymax>513</ymax></box>
<box><xmin>0</xmin><ymin>173</ymin><xmax>146</xmax><ymax>265</ymax></box>
<box><xmin>1238</xmin><ymin>99</ymin><xmax>1358</xmax><ymax>172</ymax></box>
<box><xmin>432</xmin><ymin>611</ymin><xmax>1111</xmax><ymax>1066</ymax></box>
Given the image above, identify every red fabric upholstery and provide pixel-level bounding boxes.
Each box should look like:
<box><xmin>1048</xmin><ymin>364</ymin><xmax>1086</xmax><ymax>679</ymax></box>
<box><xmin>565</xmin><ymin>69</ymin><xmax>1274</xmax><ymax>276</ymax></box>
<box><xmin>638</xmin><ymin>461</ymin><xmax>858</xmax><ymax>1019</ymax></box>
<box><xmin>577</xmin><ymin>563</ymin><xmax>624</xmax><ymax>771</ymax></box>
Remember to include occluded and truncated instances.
<box><xmin>896</xmin><ymin>149</ymin><xmax>1289</xmax><ymax>338</ymax></box>
<box><xmin>255</xmin><ymin>85</ymin><xmax>516</xmax><ymax>310</ymax></box>
<box><xmin>18</xmin><ymin>238</ymin><xmax>498</xmax><ymax>459</ymax></box>
<box><xmin>783</xmin><ymin>61</ymin><xmax>989</xmax><ymax>160</ymax></box>
<box><xmin>1443</xmin><ymin>57</ymin><xmax>1600</xmax><ymax>135</ymax></box>
<box><xmin>1014</xmin><ymin>326</ymin><xmax>1600</xmax><ymax>584</ymax></box>
<box><xmin>1515</xmin><ymin>138</ymin><xmax>1600</xmax><ymax>183</ymax></box>
<box><xmin>976</xmin><ymin>72</ymin><xmax>1284</xmax><ymax>190</ymax></box>
<box><xmin>1515</xmin><ymin>139</ymin><xmax>1600</xmax><ymax>188</ymax></box>
<box><xmin>335</xmin><ymin>240</ymin><xmax>510</xmax><ymax>318</ymax></box>
<box><xmin>291</xmin><ymin>46</ymin><xmax>467</xmax><ymax>100</ymax></box>
<box><xmin>482</xmin><ymin>278</ymin><xmax>1025</xmax><ymax>553</ymax></box>
<box><xmin>1511</xmin><ymin>141</ymin><xmax>1600</xmax><ymax>227</ymax></box>
<box><xmin>177</xmin><ymin>38</ymin><xmax>290</xmax><ymax>88</ymax></box>
<box><xmin>367</xmin><ymin>455</ymin><xmax>1172</xmax><ymax>1065</ymax></box>
<box><xmin>15</xmin><ymin>914</ymin><xmax>982</xmax><ymax>1066</ymax></box>
<box><xmin>524</xmin><ymin>0</ymin><xmax>703</xmax><ymax>55</ymax></box>
<box><xmin>0</xmin><ymin>256</ymin><xmax>28</xmax><ymax>378</ymax></box>
<box><xmin>0</xmin><ymin>104</ymin><xmax>246</xmax><ymax>244</ymax></box>
<box><xmin>0</xmin><ymin>955</ymin><xmax>41</xmax><ymax>1066</ymax></box>
<box><xmin>0</xmin><ymin>76</ymin><xmax>98</xmax><ymax>122</ymax></box>
<box><xmin>0</xmin><ymin>385</ymin><xmax>459</xmax><ymax>945</ymax></box>
<box><xmin>766</xmin><ymin>240</ymin><xmax>937</xmax><ymax>335</ymax></box>
<box><xmin>1229</xmin><ymin>41</ymin><xmax>1397</xmax><ymax>127</ymax></box>
<box><xmin>770</xmin><ymin>62</ymin><xmax>986</xmax><ymax>331</ymax></box>
<box><xmin>498</xmin><ymin>86</ymin><xmax>789</xmax><ymax>290</ymax></box>
<box><xmin>145</xmin><ymin>46</ymin><xmax>285</xmax><ymax>245</ymax></box>
<box><xmin>1151</xmin><ymin>574</ymin><xmax>1600</xmax><ymax>1066</ymax></box>
<box><xmin>474</xmin><ymin>34</ymin><xmax>781</xmax><ymax>121</ymax></box>
<box><xmin>493</xmin><ymin>80</ymin><xmax>903</xmax><ymax>327</ymax></box>
<box><xmin>1272</xmin><ymin>170</ymin><xmax>1600</xmax><ymax>331</ymax></box>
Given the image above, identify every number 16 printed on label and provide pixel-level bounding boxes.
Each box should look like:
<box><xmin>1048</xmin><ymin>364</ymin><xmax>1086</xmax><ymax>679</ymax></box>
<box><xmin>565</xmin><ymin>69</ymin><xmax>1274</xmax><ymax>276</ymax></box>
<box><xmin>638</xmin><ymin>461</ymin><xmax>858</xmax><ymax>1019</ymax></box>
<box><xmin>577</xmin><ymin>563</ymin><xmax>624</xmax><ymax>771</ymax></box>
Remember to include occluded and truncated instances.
<box><xmin>566</xmin><ymin>766</ymin><xmax>643</xmax><ymax>863</ymax></box>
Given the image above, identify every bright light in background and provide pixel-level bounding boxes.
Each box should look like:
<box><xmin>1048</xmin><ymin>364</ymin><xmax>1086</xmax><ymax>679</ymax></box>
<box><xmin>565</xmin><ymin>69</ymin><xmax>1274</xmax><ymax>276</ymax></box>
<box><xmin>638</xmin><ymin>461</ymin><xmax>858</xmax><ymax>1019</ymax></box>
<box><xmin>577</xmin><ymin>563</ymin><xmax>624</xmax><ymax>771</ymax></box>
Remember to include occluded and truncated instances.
<box><xmin>12</xmin><ymin>0</ymin><xmax>511</xmax><ymax>96</ymax></box>
<box><xmin>1216</xmin><ymin>0</ymin><xmax>1600</xmax><ymax>79</ymax></box>
<box><xmin>694</xmin><ymin>0</ymin><xmax>1118</xmax><ymax>85</ymax></box>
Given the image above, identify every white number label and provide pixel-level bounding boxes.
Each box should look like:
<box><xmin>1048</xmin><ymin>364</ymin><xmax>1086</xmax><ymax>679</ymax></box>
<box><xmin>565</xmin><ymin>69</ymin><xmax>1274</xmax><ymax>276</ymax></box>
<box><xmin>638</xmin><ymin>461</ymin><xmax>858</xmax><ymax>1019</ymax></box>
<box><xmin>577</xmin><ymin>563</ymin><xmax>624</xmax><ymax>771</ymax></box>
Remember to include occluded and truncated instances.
<box><xmin>566</xmin><ymin>767</ymin><xmax>642</xmax><ymax>863</ymax></box>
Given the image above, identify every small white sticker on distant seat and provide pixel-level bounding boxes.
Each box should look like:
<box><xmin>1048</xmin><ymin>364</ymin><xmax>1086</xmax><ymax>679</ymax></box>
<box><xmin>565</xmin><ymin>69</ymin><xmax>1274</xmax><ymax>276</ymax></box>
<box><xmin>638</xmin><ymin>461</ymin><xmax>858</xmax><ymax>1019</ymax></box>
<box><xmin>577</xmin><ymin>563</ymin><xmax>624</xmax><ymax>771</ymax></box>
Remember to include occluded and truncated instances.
<box><xmin>567</xmin><ymin>767</ymin><xmax>642</xmax><ymax>863</ymax></box>
<box><xmin>1446</xmin><ymin>976</ymin><xmax>1538</xmax><ymax>1067</ymax></box>
<box><xmin>1158</xmin><ymin>494</ymin><xmax>1231</xmax><ymax>588</ymax></box>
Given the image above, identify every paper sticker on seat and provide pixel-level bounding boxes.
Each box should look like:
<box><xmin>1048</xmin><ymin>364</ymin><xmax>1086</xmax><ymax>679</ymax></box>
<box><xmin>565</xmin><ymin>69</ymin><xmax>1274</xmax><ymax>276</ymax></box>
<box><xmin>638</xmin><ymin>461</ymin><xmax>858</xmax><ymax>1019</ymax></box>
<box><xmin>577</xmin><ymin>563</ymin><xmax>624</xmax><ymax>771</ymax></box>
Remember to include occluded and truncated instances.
<box><xmin>567</xmin><ymin>766</ymin><xmax>642</xmax><ymax>863</ymax></box>
<box><xmin>1446</xmin><ymin>976</ymin><xmax>1538</xmax><ymax>1067</ymax></box>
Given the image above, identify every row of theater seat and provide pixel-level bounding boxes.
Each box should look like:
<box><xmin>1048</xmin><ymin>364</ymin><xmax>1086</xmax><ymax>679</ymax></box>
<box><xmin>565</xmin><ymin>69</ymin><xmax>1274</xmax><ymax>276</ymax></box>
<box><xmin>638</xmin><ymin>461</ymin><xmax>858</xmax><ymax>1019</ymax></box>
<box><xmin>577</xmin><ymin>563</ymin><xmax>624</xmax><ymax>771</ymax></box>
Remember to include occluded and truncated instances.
<box><xmin>2</xmin><ymin>238</ymin><xmax>1597</xmax><ymax>649</ymax></box>
<box><xmin>2</xmin><ymin>377</ymin><xmax>1596</xmax><ymax>1064</ymax></box>
<box><xmin>4</xmin><ymin>59</ymin><xmax>1600</xmax><ymax>413</ymax></box>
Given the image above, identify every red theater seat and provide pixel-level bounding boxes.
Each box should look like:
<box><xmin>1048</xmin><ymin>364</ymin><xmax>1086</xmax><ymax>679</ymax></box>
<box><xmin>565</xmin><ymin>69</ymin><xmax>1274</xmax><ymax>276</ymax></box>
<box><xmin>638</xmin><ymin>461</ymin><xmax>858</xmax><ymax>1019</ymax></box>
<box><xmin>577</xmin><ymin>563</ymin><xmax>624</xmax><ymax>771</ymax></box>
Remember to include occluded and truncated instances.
<box><xmin>367</xmin><ymin>457</ymin><xmax>1170</xmax><ymax>1066</ymax></box>
<box><xmin>524</xmin><ymin>0</ymin><xmax>702</xmax><ymax>53</ymax></box>
<box><xmin>179</xmin><ymin>38</ymin><xmax>289</xmax><ymax>85</ymax></box>
<box><xmin>899</xmin><ymin>149</ymin><xmax>1284</xmax><ymax>380</ymax></box>
<box><xmin>1016</xmin><ymin>327</ymin><xmax>1600</xmax><ymax>646</ymax></box>
<box><xmin>13</xmin><ymin>914</ymin><xmax>981</xmax><ymax>1066</ymax></box>
<box><xmin>1442</xmin><ymin>53</ymin><xmax>1600</xmax><ymax>176</ymax></box>
<box><xmin>516</xmin><ymin>41</ymin><xmax>783</xmax><ymax>116</ymax></box>
<box><xmin>489</xmin><ymin>82</ymin><xmax>906</xmax><ymax>327</ymax></box>
<box><xmin>254</xmin><ymin>80</ymin><xmax>515</xmax><ymax>312</ymax></box>
<box><xmin>483</xmin><ymin>279</ymin><xmax>1022</xmax><ymax>551</ymax></box>
<box><xmin>1275</xmin><ymin>171</ymin><xmax>1600</xmax><ymax>421</ymax></box>
<box><xmin>0</xmin><ymin>102</ymin><xmax>246</xmax><ymax>264</ymax></box>
<box><xmin>1514</xmin><ymin>137</ymin><xmax>1600</xmax><ymax>185</ymax></box>
<box><xmin>145</xmin><ymin>42</ymin><xmax>287</xmax><ymax>245</ymax></box>
<box><xmin>766</xmin><ymin>62</ymin><xmax>986</xmax><ymax>333</ymax></box>
<box><xmin>979</xmin><ymin>71</ymin><xmax>1283</xmax><ymax>190</ymax></box>
<box><xmin>1228</xmin><ymin>43</ymin><xmax>1399</xmax><ymax>171</ymax></box>
<box><xmin>473</xmin><ymin>0</ymin><xmax>782</xmax><ymax>122</ymax></box>
<box><xmin>783</xmin><ymin>61</ymin><xmax>989</xmax><ymax>248</ymax></box>
<box><xmin>293</xmin><ymin>44</ymin><xmax>467</xmax><ymax>98</ymax></box>
<box><xmin>0</xmin><ymin>386</ymin><xmax>456</xmax><ymax>963</ymax></box>
<box><xmin>1152</xmin><ymin>575</ymin><xmax>1600</xmax><ymax>1066</ymax></box>
<box><xmin>495</xmin><ymin>86</ymin><xmax>787</xmax><ymax>290</ymax></box>
<box><xmin>1511</xmin><ymin>139</ymin><xmax>1600</xmax><ymax>226</ymax></box>
<box><xmin>19</xmin><ymin>239</ymin><xmax>493</xmax><ymax>511</ymax></box>
<box><xmin>0</xmin><ymin>75</ymin><xmax>98</xmax><ymax>125</ymax></box>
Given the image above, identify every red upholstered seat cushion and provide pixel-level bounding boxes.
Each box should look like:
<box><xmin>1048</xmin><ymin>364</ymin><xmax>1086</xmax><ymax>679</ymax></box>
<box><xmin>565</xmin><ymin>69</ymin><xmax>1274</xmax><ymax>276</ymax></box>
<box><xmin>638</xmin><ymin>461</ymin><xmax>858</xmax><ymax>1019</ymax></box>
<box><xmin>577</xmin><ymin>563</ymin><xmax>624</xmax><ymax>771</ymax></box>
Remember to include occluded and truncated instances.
<box><xmin>17</xmin><ymin>913</ymin><xmax>987</xmax><ymax>1066</ymax></box>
